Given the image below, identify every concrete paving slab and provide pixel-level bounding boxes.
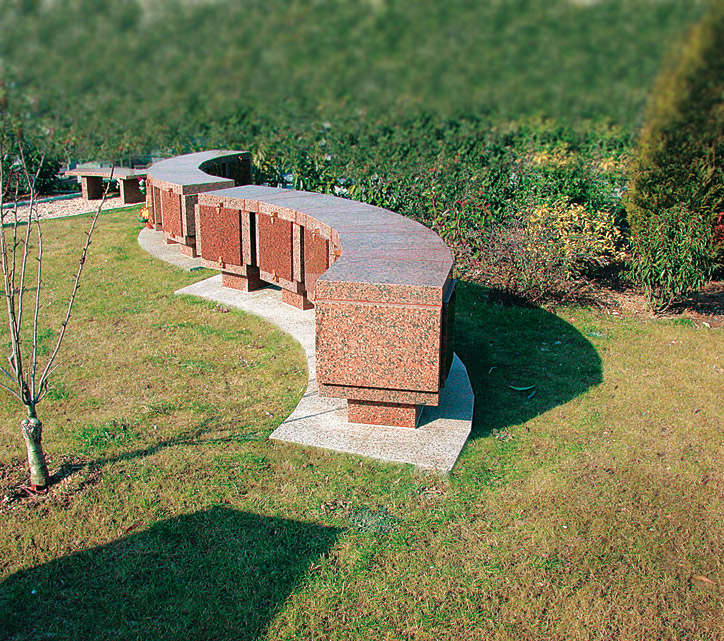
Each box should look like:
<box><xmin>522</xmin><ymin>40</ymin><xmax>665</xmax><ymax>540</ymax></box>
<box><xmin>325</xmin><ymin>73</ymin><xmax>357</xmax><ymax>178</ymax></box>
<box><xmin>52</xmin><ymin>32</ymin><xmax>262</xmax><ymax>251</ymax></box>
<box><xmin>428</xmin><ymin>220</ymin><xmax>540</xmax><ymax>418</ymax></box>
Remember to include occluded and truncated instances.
<box><xmin>142</xmin><ymin>229</ymin><xmax>474</xmax><ymax>472</ymax></box>
<box><xmin>138</xmin><ymin>227</ymin><xmax>205</xmax><ymax>272</ymax></box>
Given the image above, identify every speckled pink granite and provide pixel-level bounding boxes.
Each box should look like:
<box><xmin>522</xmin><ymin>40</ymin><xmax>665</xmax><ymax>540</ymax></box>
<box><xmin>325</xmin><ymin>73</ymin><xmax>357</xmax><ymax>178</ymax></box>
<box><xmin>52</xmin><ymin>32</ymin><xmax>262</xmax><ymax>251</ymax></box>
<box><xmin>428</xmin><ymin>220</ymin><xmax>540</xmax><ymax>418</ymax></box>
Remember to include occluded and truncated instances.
<box><xmin>160</xmin><ymin>189</ymin><xmax>182</xmax><ymax>239</ymax></box>
<box><xmin>282</xmin><ymin>288</ymin><xmax>313</xmax><ymax>310</ymax></box>
<box><xmin>304</xmin><ymin>227</ymin><xmax>329</xmax><ymax>301</ymax></box>
<box><xmin>178</xmin><ymin>181</ymin><xmax>455</xmax><ymax>428</ymax></box>
<box><xmin>348</xmin><ymin>399</ymin><xmax>420</xmax><ymax>428</ymax></box>
<box><xmin>151</xmin><ymin>185</ymin><xmax>162</xmax><ymax>229</ymax></box>
<box><xmin>258</xmin><ymin>214</ymin><xmax>294</xmax><ymax>283</ymax></box>
<box><xmin>315</xmin><ymin>300</ymin><xmax>442</xmax><ymax>392</ymax></box>
<box><xmin>317</xmin><ymin>383</ymin><xmax>440</xmax><ymax>405</ymax></box>
<box><xmin>222</xmin><ymin>271</ymin><xmax>262</xmax><ymax>292</ymax></box>
<box><xmin>146</xmin><ymin>151</ymin><xmax>252</xmax><ymax>253</ymax></box>
<box><xmin>197</xmin><ymin>204</ymin><xmax>243</xmax><ymax>266</ymax></box>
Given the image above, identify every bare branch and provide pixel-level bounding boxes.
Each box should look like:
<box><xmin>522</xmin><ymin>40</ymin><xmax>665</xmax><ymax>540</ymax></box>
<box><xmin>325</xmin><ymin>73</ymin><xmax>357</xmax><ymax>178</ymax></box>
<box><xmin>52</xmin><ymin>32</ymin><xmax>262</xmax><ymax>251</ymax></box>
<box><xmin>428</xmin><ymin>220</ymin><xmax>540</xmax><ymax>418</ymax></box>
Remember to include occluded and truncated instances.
<box><xmin>0</xmin><ymin>179</ymin><xmax>23</xmax><ymax>387</ymax></box>
<box><xmin>30</xmin><ymin>216</ymin><xmax>42</xmax><ymax>400</ymax></box>
<box><xmin>0</xmin><ymin>378</ymin><xmax>23</xmax><ymax>401</ymax></box>
<box><xmin>35</xmin><ymin>377</ymin><xmax>49</xmax><ymax>404</ymax></box>
<box><xmin>0</xmin><ymin>363</ymin><xmax>18</xmax><ymax>384</ymax></box>
<box><xmin>37</xmin><ymin>168</ymin><xmax>112</xmax><ymax>393</ymax></box>
<box><xmin>0</xmin><ymin>147</ymin><xmax>4</xmax><ymax>214</ymax></box>
<box><xmin>18</xmin><ymin>147</ymin><xmax>48</xmax><ymax>402</ymax></box>
<box><xmin>8</xmin><ymin>180</ymin><xmax>20</xmax><ymax>288</ymax></box>
<box><xmin>15</xmin><ymin>141</ymin><xmax>43</xmax><ymax>334</ymax></box>
<box><xmin>0</xmin><ymin>139</ymin><xmax>23</xmax><ymax>404</ymax></box>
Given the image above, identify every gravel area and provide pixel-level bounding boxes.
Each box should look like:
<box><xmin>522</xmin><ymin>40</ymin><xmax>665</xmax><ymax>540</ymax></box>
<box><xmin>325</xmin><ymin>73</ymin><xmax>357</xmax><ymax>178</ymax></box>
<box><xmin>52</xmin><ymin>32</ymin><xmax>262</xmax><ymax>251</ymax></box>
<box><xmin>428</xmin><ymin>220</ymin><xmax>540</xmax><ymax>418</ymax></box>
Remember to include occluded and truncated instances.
<box><xmin>2</xmin><ymin>194</ymin><xmax>134</xmax><ymax>222</ymax></box>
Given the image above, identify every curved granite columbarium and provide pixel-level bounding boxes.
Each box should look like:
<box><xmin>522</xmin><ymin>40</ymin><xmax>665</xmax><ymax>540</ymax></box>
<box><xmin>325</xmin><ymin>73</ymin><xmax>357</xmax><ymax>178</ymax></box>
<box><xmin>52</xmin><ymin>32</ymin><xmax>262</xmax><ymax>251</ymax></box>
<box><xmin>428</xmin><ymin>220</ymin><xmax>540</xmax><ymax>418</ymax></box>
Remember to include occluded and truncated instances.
<box><xmin>194</xmin><ymin>185</ymin><xmax>456</xmax><ymax>428</ymax></box>
<box><xmin>146</xmin><ymin>150</ymin><xmax>252</xmax><ymax>256</ymax></box>
<box><xmin>145</xmin><ymin>151</ymin><xmax>458</xmax><ymax>430</ymax></box>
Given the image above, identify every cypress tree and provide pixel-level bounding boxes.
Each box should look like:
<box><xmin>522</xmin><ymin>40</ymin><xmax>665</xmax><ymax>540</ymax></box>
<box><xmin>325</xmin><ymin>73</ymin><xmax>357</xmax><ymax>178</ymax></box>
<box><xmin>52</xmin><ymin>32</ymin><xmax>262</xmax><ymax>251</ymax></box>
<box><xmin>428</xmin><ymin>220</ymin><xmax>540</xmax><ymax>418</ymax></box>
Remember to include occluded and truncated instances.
<box><xmin>626</xmin><ymin>0</ymin><xmax>724</xmax><ymax>245</ymax></box>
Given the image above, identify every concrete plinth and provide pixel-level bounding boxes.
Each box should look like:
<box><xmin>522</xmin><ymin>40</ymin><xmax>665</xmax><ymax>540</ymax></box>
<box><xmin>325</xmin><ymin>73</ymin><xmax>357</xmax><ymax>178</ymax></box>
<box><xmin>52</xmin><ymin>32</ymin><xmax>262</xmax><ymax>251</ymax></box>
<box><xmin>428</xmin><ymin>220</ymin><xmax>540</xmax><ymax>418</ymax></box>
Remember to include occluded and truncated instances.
<box><xmin>119</xmin><ymin>177</ymin><xmax>145</xmax><ymax>204</ymax></box>
<box><xmin>81</xmin><ymin>176</ymin><xmax>103</xmax><ymax>200</ymax></box>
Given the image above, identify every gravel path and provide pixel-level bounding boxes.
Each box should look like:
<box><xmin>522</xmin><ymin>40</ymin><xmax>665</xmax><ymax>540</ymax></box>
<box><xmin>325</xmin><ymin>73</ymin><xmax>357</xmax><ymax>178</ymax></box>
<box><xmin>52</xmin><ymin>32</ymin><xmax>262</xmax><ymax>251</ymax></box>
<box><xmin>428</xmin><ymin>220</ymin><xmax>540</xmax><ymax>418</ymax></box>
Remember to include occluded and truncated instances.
<box><xmin>2</xmin><ymin>194</ymin><xmax>135</xmax><ymax>222</ymax></box>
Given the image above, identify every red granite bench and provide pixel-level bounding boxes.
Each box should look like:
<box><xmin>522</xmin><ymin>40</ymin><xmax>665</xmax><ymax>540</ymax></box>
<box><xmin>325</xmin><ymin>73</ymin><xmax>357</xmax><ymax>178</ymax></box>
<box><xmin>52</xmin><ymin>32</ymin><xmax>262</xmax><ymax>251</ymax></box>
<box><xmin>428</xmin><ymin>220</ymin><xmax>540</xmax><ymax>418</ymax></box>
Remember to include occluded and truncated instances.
<box><xmin>145</xmin><ymin>151</ymin><xmax>252</xmax><ymax>256</ymax></box>
<box><xmin>146</xmin><ymin>151</ymin><xmax>456</xmax><ymax>429</ymax></box>
<box><xmin>64</xmin><ymin>167</ymin><xmax>147</xmax><ymax>204</ymax></box>
<box><xmin>194</xmin><ymin>185</ymin><xmax>456</xmax><ymax>429</ymax></box>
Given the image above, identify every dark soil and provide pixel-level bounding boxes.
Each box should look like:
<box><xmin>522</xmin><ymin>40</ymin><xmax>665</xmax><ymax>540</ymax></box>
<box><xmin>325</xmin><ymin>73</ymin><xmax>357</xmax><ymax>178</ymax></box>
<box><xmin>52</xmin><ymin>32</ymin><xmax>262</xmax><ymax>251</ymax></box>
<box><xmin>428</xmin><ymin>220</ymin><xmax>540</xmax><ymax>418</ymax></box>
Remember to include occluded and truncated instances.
<box><xmin>1</xmin><ymin>454</ymin><xmax>100</xmax><ymax>511</ymax></box>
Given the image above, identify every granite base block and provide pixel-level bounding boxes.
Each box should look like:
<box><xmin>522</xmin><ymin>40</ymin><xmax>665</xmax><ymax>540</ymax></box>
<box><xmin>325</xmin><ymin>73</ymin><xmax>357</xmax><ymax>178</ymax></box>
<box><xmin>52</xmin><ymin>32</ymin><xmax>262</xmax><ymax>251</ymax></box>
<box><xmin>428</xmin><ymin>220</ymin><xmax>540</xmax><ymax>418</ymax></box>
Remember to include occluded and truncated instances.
<box><xmin>347</xmin><ymin>399</ymin><xmax>420</xmax><ymax>428</ymax></box>
<box><xmin>315</xmin><ymin>299</ymin><xmax>442</xmax><ymax>393</ymax></box>
<box><xmin>119</xmin><ymin>178</ymin><xmax>145</xmax><ymax>204</ymax></box>
<box><xmin>81</xmin><ymin>175</ymin><xmax>103</xmax><ymax>200</ymax></box>
<box><xmin>180</xmin><ymin>244</ymin><xmax>197</xmax><ymax>258</ymax></box>
<box><xmin>282</xmin><ymin>288</ymin><xmax>314</xmax><ymax>310</ymax></box>
<box><xmin>222</xmin><ymin>271</ymin><xmax>263</xmax><ymax>292</ymax></box>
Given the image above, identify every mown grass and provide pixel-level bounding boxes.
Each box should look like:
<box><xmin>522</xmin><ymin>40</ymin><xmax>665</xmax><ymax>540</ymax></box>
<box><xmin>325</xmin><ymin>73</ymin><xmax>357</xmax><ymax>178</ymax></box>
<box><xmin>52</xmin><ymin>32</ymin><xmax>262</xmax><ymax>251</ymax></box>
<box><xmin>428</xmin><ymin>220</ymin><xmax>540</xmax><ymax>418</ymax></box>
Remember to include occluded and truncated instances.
<box><xmin>0</xmin><ymin>208</ymin><xmax>722</xmax><ymax>640</ymax></box>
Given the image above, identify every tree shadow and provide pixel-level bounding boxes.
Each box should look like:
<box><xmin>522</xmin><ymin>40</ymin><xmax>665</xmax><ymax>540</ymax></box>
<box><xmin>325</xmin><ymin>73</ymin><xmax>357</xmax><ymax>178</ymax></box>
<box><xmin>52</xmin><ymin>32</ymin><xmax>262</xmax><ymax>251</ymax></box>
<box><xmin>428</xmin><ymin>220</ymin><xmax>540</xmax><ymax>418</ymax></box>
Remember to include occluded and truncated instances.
<box><xmin>670</xmin><ymin>279</ymin><xmax>724</xmax><ymax>317</ymax></box>
<box><xmin>0</xmin><ymin>507</ymin><xmax>341</xmax><ymax>641</ymax></box>
<box><xmin>454</xmin><ymin>281</ymin><xmax>603</xmax><ymax>439</ymax></box>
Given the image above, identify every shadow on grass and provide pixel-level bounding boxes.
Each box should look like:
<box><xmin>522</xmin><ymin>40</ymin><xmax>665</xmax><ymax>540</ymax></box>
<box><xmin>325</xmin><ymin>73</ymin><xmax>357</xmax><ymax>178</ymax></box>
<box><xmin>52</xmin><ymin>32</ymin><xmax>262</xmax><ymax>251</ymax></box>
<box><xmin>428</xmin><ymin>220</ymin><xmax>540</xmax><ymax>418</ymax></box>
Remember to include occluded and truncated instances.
<box><xmin>0</xmin><ymin>507</ymin><xmax>340</xmax><ymax>641</ymax></box>
<box><xmin>455</xmin><ymin>281</ymin><xmax>603</xmax><ymax>439</ymax></box>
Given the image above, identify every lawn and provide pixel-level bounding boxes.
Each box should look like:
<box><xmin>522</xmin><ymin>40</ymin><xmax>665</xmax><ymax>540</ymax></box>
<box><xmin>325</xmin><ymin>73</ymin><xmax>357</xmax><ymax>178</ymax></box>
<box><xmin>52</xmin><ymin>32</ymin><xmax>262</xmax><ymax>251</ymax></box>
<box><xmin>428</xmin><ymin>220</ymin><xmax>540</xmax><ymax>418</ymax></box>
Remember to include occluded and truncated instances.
<box><xmin>0</xmin><ymin>208</ymin><xmax>722</xmax><ymax>640</ymax></box>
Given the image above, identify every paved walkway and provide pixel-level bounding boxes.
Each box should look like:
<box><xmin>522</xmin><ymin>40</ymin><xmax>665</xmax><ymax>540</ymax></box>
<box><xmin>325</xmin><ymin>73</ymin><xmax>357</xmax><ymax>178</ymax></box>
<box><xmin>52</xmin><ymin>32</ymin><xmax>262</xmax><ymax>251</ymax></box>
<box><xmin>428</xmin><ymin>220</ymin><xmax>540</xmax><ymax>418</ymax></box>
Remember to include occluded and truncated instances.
<box><xmin>140</xmin><ymin>228</ymin><xmax>474</xmax><ymax>472</ymax></box>
<box><xmin>137</xmin><ymin>226</ymin><xmax>205</xmax><ymax>271</ymax></box>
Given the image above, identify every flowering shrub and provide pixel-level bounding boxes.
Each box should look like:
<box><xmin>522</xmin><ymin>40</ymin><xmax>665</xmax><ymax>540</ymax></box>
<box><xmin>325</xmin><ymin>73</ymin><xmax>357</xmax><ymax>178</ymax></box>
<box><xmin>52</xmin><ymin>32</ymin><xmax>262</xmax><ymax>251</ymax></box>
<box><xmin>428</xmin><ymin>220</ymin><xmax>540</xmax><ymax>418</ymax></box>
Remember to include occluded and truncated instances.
<box><xmin>472</xmin><ymin>201</ymin><xmax>624</xmax><ymax>301</ymax></box>
<box><xmin>241</xmin><ymin>114</ymin><xmax>631</xmax><ymax>302</ymax></box>
<box><xmin>476</xmin><ymin>217</ymin><xmax>573</xmax><ymax>302</ymax></box>
<box><xmin>527</xmin><ymin>202</ymin><xmax>624</xmax><ymax>275</ymax></box>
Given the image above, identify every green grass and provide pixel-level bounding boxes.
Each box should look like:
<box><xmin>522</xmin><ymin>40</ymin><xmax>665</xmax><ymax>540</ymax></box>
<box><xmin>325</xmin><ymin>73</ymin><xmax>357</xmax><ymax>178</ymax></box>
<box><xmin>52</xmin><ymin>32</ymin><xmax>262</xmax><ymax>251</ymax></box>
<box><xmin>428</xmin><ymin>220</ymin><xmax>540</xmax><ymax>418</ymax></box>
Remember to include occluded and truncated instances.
<box><xmin>0</xmin><ymin>209</ymin><xmax>723</xmax><ymax>640</ymax></box>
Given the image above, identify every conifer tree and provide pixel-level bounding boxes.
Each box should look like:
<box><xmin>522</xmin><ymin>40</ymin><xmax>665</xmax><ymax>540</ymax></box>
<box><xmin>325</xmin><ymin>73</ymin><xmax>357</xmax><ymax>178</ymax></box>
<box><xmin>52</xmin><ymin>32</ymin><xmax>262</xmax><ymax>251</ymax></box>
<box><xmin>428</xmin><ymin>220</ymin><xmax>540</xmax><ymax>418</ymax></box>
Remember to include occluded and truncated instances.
<box><xmin>625</xmin><ymin>0</ymin><xmax>723</xmax><ymax>308</ymax></box>
<box><xmin>627</xmin><ymin>1</ymin><xmax>724</xmax><ymax>234</ymax></box>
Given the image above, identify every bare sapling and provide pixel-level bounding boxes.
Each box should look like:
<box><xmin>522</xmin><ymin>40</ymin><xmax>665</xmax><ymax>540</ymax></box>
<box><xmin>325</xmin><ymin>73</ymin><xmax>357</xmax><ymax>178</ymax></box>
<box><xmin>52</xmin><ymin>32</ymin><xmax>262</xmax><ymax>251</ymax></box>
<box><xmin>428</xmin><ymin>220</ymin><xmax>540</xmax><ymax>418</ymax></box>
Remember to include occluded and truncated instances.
<box><xmin>0</xmin><ymin>139</ymin><xmax>111</xmax><ymax>492</ymax></box>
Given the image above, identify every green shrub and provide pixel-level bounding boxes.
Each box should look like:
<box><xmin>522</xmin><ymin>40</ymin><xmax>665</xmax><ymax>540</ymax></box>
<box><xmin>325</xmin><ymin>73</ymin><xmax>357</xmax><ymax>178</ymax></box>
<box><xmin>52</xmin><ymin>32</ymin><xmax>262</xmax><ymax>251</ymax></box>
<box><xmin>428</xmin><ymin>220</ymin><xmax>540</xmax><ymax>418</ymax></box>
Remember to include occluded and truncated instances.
<box><xmin>626</xmin><ymin>0</ymin><xmax>724</xmax><ymax>259</ymax></box>
<box><xmin>476</xmin><ymin>216</ymin><xmax>575</xmax><ymax>303</ymax></box>
<box><xmin>0</xmin><ymin>92</ymin><xmax>63</xmax><ymax>196</ymax></box>
<box><xmin>628</xmin><ymin>203</ymin><xmax>715</xmax><ymax>312</ymax></box>
<box><xmin>245</xmin><ymin>114</ymin><xmax>630</xmax><ymax>301</ymax></box>
<box><xmin>528</xmin><ymin>201</ymin><xmax>624</xmax><ymax>275</ymax></box>
<box><xmin>0</xmin><ymin>135</ymin><xmax>61</xmax><ymax>197</ymax></box>
<box><xmin>474</xmin><ymin>200</ymin><xmax>623</xmax><ymax>302</ymax></box>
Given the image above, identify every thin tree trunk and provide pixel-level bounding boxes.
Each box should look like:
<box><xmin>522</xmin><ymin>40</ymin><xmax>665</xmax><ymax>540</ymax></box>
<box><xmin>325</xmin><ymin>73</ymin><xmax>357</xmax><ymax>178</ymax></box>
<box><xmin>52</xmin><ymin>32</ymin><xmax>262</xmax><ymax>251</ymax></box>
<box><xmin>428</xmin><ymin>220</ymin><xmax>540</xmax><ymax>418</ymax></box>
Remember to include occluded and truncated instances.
<box><xmin>20</xmin><ymin>416</ymin><xmax>49</xmax><ymax>488</ymax></box>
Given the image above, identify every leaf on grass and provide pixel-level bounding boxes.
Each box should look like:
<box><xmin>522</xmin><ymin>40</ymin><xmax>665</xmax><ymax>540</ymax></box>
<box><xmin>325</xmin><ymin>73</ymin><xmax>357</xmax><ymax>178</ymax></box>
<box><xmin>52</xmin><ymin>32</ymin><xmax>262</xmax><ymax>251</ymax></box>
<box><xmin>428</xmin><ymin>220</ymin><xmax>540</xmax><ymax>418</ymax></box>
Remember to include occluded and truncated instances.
<box><xmin>693</xmin><ymin>575</ymin><xmax>715</xmax><ymax>586</ymax></box>
<box><xmin>509</xmin><ymin>385</ymin><xmax>535</xmax><ymax>391</ymax></box>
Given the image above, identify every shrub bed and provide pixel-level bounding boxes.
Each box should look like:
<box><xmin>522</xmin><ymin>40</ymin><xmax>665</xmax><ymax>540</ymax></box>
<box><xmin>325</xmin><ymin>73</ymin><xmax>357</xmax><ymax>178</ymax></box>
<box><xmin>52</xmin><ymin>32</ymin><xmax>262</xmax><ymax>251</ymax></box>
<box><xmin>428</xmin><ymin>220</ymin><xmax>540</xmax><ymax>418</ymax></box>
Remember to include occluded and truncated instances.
<box><xmin>247</xmin><ymin>114</ymin><xmax>630</xmax><ymax>300</ymax></box>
